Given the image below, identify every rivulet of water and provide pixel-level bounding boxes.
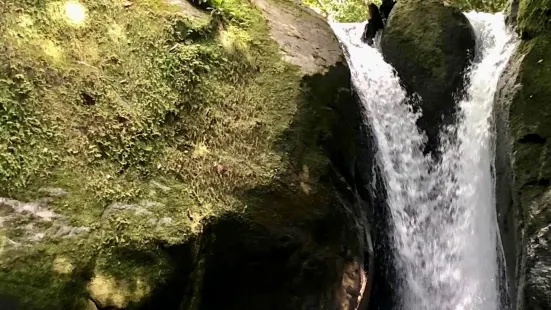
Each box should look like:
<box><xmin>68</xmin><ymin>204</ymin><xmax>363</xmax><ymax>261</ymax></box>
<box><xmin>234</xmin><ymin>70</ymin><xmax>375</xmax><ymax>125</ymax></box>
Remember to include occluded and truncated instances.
<box><xmin>331</xmin><ymin>12</ymin><xmax>517</xmax><ymax>310</ymax></box>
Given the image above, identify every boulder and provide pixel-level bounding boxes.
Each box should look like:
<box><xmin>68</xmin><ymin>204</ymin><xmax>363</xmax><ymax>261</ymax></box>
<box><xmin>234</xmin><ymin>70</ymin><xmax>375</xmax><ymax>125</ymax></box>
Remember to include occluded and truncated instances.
<box><xmin>0</xmin><ymin>0</ymin><xmax>370</xmax><ymax>309</ymax></box>
<box><xmin>381</xmin><ymin>0</ymin><xmax>476</xmax><ymax>153</ymax></box>
<box><xmin>494</xmin><ymin>0</ymin><xmax>551</xmax><ymax>309</ymax></box>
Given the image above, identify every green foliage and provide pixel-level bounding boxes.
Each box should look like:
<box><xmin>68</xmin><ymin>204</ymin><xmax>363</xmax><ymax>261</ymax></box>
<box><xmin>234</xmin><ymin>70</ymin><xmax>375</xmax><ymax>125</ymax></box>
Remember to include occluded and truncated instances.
<box><xmin>302</xmin><ymin>0</ymin><xmax>373</xmax><ymax>22</ymax></box>
<box><xmin>451</xmin><ymin>0</ymin><xmax>509</xmax><ymax>12</ymax></box>
<box><xmin>517</xmin><ymin>0</ymin><xmax>551</xmax><ymax>37</ymax></box>
<box><xmin>301</xmin><ymin>0</ymin><xmax>509</xmax><ymax>20</ymax></box>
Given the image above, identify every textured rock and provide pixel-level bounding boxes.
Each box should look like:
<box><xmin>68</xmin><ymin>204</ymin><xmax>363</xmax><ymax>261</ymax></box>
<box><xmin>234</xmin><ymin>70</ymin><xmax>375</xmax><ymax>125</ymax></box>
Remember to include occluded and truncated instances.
<box><xmin>381</xmin><ymin>0</ymin><xmax>476</xmax><ymax>153</ymax></box>
<box><xmin>252</xmin><ymin>0</ymin><xmax>342</xmax><ymax>74</ymax></box>
<box><xmin>495</xmin><ymin>0</ymin><xmax>551</xmax><ymax>309</ymax></box>
<box><xmin>0</xmin><ymin>0</ymin><xmax>369</xmax><ymax>309</ymax></box>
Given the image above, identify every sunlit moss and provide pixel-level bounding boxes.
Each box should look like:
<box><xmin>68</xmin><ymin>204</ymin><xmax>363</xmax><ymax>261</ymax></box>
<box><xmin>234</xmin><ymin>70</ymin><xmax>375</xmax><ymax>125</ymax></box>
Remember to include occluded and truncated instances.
<box><xmin>52</xmin><ymin>256</ymin><xmax>75</xmax><ymax>274</ymax></box>
<box><xmin>64</xmin><ymin>1</ymin><xmax>87</xmax><ymax>25</ymax></box>
<box><xmin>41</xmin><ymin>39</ymin><xmax>64</xmax><ymax>62</ymax></box>
<box><xmin>88</xmin><ymin>274</ymin><xmax>151</xmax><ymax>308</ymax></box>
<box><xmin>0</xmin><ymin>0</ymin><xmax>329</xmax><ymax>307</ymax></box>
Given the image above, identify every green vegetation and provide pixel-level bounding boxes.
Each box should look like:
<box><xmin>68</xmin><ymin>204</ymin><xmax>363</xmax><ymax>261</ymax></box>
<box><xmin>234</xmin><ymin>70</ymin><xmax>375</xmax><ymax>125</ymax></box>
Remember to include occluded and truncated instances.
<box><xmin>509</xmin><ymin>21</ymin><xmax>551</xmax><ymax>188</ymax></box>
<box><xmin>0</xmin><ymin>0</ymin><xmax>305</xmax><ymax>222</ymax></box>
<box><xmin>504</xmin><ymin>1</ymin><xmax>551</xmax><ymax>307</ymax></box>
<box><xmin>0</xmin><ymin>0</ymin><xmax>337</xmax><ymax>308</ymax></box>
<box><xmin>302</xmin><ymin>0</ymin><xmax>373</xmax><ymax>22</ymax></box>
<box><xmin>301</xmin><ymin>0</ymin><xmax>510</xmax><ymax>23</ymax></box>
<box><xmin>517</xmin><ymin>0</ymin><xmax>551</xmax><ymax>37</ymax></box>
<box><xmin>452</xmin><ymin>0</ymin><xmax>508</xmax><ymax>12</ymax></box>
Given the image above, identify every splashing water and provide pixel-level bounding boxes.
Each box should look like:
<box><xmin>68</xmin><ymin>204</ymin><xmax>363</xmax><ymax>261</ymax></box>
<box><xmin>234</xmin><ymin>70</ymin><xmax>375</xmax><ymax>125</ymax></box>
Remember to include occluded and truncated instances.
<box><xmin>331</xmin><ymin>12</ymin><xmax>517</xmax><ymax>310</ymax></box>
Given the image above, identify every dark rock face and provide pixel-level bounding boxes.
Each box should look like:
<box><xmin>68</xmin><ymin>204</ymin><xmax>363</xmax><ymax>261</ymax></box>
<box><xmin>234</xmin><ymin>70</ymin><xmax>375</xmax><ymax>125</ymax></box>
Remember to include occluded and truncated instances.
<box><xmin>380</xmin><ymin>0</ymin><xmax>396</xmax><ymax>21</ymax></box>
<box><xmin>494</xmin><ymin>0</ymin><xmax>551</xmax><ymax>309</ymax></box>
<box><xmin>380</xmin><ymin>0</ymin><xmax>476</xmax><ymax>153</ymax></box>
<box><xmin>361</xmin><ymin>4</ymin><xmax>384</xmax><ymax>46</ymax></box>
<box><xmin>361</xmin><ymin>0</ymin><xmax>396</xmax><ymax>46</ymax></box>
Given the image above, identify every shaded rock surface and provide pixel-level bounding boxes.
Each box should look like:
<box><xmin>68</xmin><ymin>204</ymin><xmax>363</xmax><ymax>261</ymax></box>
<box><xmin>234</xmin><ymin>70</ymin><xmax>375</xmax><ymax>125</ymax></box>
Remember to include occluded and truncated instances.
<box><xmin>495</xmin><ymin>0</ymin><xmax>551</xmax><ymax>309</ymax></box>
<box><xmin>381</xmin><ymin>0</ymin><xmax>476</xmax><ymax>153</ymax></box>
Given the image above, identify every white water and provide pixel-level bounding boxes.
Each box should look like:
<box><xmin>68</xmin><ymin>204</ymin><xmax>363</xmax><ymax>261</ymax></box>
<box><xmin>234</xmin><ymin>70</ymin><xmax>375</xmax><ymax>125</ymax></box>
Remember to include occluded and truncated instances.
<box><xmin>331</xmin><ymin>12</ymin><xmax>517</xmax><ymax>310</ymax></box>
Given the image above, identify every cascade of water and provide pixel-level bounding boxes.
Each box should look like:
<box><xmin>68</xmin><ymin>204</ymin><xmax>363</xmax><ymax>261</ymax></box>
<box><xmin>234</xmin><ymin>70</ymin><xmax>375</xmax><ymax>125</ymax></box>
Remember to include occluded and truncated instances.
<box><xmin>331</xmin><ymin>12</ymin><xmax>517</xmax><ymax>310</ymax></box>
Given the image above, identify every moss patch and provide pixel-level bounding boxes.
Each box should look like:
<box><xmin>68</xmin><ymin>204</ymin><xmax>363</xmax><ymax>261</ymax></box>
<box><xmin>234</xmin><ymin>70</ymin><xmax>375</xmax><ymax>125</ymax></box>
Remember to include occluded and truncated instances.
<box><xmin>0</xmin><ymin>0</ymin><xmax>343</xmax><ymax>307</ymax></box>
<box><xmin>0</xmin><ymin>237</ymin><xmax>96</xmax><ymax>309</ymax></box>
<box><xmin>517</xmin><ymin>0</ymin><xmax>551</xmax><ymax>38</ymax></box>
<box><xmin>510</xmin><ymin>35</ymin><xmax>551</xmax><ymax>187</ymax></box>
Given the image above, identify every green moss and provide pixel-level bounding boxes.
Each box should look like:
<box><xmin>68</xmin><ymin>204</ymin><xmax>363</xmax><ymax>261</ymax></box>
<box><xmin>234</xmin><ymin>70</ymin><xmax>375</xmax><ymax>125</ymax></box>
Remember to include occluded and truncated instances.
<box><xmin>301</xmin><ymin>0</ymin><xmax>371</xmax><ymax>22</ymax></box>
<box><xmin>0</xmin><ymin>0</ymin><xmax>338</xmax><ymax>307</ymax></box>
<box><xmin>510</xmin><ymin>36</ymin><xmax>551</xmax><ymax>187</ymax></box>
<box><xmin>518</xmin><ymin>0</ymin><xmax>551</xmax><ymax>38</ymax></box>
<box><xmin>0</xmin><ymin>237</ymin><xmax>97</xmax><ymax>309</ymax></box>
<box><xmin>0</xmin><ymin>0</ymin><xmax>306</xmax><ymax>214</ymax></box>
<box><xmin>383</xmin><ymin>0</ymin><xmax>464</xmax><ymax>82</ymax></box>
<box><xmin>88</xmin><ymin>246</ymin><xmax>174</xmax><ymax>309</ymax></box>
<box><xmin>452</xmin><ymin>0</ymin><xmax>508</xmax><ymax>12</ymax></box>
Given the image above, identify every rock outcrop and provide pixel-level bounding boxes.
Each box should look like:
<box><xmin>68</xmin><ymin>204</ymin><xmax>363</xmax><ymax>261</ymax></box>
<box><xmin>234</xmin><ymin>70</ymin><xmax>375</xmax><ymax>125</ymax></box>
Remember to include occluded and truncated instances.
<box><xmin>380</xmin><ymin>0</ymin><xmax>476</xmax><ymax>153</ymax></box>
<box><xmin>0</xmin><ymin>0</ymin><xmax>370</xmax><ymax>309</ymax></box>
<box><xmin>495</xmin><ymin>0</ymin><xmax>551</xmax><ymax>309</ymax></box>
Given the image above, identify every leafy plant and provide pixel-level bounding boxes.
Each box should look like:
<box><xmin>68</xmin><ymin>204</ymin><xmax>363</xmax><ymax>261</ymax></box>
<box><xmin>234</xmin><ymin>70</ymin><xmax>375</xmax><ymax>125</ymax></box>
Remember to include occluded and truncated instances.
<box><xmin>302</xmin><ymin>0</ymin><xmax>374</xmax><ymax>22</ymax></box>
<box><xmin>451</xmin><ymin>0</ymin><xmax>509</xmax><ymax>12</ymax></box>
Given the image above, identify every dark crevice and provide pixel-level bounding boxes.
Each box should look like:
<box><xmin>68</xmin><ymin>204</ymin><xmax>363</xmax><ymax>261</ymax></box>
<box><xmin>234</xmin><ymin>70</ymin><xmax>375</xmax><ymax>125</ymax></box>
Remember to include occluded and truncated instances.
<box><xmin>137</xmin><ymin>243</ymin><xmax>196</xmax><ymax>310</ymax></box>
<box><xmin>522</xmin><ymin>178</ymin><xmax>551</xmax><ymax>189</ymax></box>
<box><xmin>518</xmin><ymin>133</ymin><xmax>547</xmax><ymax>144</ymax></box>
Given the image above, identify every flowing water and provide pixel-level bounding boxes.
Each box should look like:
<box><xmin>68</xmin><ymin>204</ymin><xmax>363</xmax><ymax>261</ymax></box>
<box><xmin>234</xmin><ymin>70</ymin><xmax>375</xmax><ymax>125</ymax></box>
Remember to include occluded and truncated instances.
<box><xmin>331</xmin><ymin>12</ymin><xmax>517</xmax><ymax>310</ymax></box>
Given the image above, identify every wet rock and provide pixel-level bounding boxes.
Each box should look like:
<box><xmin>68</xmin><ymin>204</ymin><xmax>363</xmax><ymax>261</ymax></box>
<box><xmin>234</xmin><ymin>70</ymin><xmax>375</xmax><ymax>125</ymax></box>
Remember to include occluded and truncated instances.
<box><xmin>380</xmin><ymin>0</ymin><xmax>396</xmax><ymax>21</ymax></box>
<box><xmin>361</xmin><ymin>3</ymin><xmax>384</xmax><ymax>46</ymax></box>
<box><xmin>494</xmin><ymin>0</ymin><xmax>551</xmax><ymax>308</ymax></box>
<box><xmin>381</xmin><ymin>0</ymin><xmax>476</xmax><ymax>153</ymax></box>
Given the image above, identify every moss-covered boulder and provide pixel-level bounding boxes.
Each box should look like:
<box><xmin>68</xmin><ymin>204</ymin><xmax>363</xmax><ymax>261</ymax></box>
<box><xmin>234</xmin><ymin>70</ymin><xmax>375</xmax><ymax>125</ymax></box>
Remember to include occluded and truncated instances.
<box><xmin>380</xmin><ymin>0</ymin><xmax>476</xmax><ymax>153</ymax></box>
<box><xmin>494</xmin><ymin>0</ymin><xmax>551</xmax><ymax>309</ymax></box>
<box><xmin>0</xmin><ymin>0</ymin><xmax>368</xmax><ymax>309</ymax></box>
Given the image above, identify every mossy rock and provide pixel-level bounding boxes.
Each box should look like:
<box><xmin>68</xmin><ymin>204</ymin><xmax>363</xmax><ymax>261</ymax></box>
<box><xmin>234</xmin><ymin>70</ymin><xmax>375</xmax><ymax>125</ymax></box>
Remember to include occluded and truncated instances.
<box><xmin>510</xmin><ymin>21</ymin><xmax>551</xmax><ymax>310</ymax></box>
<box><xmin>380</xmin><ymin>0</ymin><xmax>476</xmax><ymax>152</ymax></box>
<box><xmin>0</xmin><ymin>0</ymin><xmax>365</xmax><ymax>309</ymax></box>
<box><xmin>517</xmin><ymin>0</ymin><xmax>551</xmax><ymax>38</ymax></box>
<box><xmin>496</xmin><ymin>0</ymin><xmax>551</xmax><ymax>308</ymax></box>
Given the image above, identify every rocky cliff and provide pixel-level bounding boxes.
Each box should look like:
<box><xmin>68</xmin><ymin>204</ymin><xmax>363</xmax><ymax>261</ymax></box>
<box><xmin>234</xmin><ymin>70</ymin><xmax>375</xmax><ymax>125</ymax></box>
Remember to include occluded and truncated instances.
<box><xmin>495</xmin><ymin>0</ymin><xmax>551</xmax><ymax>309</ymax></box>
<box><xmin>0</xmin><ymin>0</ymin><xmax>369</xmax><ymax>309</ymax></box>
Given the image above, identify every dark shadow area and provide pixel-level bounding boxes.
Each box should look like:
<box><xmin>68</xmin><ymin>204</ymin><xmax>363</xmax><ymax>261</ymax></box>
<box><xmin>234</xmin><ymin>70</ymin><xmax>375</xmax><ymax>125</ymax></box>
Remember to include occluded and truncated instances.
<box><xmin>519</xmin><ymin>133</ymin><xmax>546</xmax><ymax>144</ymax></box>
<box><xmin>195</xmin><ymin>62</ymin><xmax>370</xmax><ymax>310</ymax></box>
<box><xmin>137</xmin><ymin>242</ymin><xmax>196</xmax><ymax>310</ymax></box>
<box><xmin>0</xmin><ymin>293</ymin><xmax>21</xmax><ymax>310</ymax></box>
<box><xmin>352</xmin><ymin>90</ymin><xmax>397</xmax><ymax>310</ymax></box>
<box><xmin>198</xmin><ymin>210</ymin><xmax>344</xmax><ymax>310</ymax></box>
<box><xmin>196</xmin><ymin>61</ymin><xmax>398</xmax><ymax>310</ymax></box>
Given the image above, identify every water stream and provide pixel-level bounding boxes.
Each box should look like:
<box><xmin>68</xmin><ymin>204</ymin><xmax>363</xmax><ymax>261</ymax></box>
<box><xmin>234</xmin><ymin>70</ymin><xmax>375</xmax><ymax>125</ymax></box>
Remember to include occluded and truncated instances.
<box><xmin>331</xmin><ymin>12</ymin><xmax>517</xmax><ymax>310</ymax></box>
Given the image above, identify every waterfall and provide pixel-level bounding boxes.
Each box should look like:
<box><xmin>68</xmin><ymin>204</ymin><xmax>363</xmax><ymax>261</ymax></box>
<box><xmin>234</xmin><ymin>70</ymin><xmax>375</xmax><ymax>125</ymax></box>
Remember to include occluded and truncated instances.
<box><xmin>331</xmin><ymin>12</ymin><xmax>517</xmax><ymax>310</ymax></box>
